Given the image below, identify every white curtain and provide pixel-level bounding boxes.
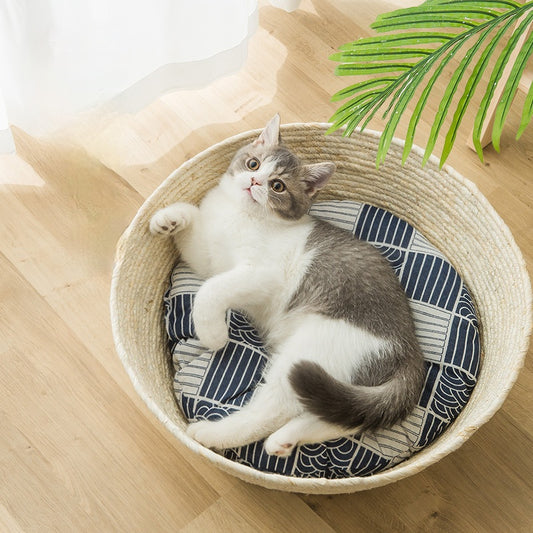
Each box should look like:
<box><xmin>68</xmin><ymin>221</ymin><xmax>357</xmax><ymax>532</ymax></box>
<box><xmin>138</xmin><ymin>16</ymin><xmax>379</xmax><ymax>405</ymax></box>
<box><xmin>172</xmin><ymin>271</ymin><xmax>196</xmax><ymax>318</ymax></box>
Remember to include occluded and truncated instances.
<box><xmin>0</xmin><ymin>0</ymin><xmax>301</xmax><ymax>153</ymax></box>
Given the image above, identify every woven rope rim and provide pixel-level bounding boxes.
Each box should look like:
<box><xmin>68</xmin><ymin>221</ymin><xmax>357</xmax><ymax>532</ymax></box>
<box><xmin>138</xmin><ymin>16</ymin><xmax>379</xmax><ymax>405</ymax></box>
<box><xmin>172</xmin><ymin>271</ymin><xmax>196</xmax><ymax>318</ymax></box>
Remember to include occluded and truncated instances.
<box><xmin>110</xmin><ymin>124</ymin><xmax>532</xmax><ymax>494</ymax></box>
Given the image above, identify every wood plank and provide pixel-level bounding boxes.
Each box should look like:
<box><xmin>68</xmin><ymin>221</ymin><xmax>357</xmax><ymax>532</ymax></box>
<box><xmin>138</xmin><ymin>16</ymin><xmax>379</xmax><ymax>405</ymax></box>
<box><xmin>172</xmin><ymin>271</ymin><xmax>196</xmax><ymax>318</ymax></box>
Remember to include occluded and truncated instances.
<box><xmin>0</xmin><ymin>252</ymin><xmax>220</xmax><ymax>531</ymax></box>
<box><xmin>182</xmin><ymin>484</ymin><xmax>336</xmax><ymax>533</ymax></box>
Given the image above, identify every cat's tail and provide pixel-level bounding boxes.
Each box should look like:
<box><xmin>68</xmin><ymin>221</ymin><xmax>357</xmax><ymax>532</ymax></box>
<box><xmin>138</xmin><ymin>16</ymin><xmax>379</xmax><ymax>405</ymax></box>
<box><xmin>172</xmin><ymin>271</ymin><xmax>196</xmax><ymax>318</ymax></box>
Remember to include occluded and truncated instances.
<box><xmin>289</xmin><ymin>358</ymin><xmax>425</xmax><ymax>431</ymax></box>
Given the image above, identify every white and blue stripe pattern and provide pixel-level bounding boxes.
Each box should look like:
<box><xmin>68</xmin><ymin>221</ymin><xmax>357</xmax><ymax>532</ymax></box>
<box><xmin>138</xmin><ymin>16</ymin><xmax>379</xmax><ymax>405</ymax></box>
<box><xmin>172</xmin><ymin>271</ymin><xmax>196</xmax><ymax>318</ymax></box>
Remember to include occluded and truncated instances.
<box><xmin>163</xmin><ymin>201</ymin><xmax>480</xmax><ymax>478</ymax></box>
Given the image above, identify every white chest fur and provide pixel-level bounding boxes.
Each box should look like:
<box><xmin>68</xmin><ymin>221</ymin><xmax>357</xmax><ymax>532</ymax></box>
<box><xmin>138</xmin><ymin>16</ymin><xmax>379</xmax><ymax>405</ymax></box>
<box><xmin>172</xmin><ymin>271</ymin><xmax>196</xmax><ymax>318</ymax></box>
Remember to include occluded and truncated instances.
<box><xmin>199</xmin><ymin>187</ymin><xmax>313</xmax><ymax>278</ymax></box>
<box><xmin>180</xmin><ymin>186</ymin><xmax>315</xmax><ymax>330</ymax></box>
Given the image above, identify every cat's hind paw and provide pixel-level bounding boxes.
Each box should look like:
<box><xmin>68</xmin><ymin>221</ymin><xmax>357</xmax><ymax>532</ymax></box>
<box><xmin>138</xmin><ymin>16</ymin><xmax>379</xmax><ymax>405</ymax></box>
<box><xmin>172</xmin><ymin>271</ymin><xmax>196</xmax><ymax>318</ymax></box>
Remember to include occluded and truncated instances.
<box><xmin>264</xmin><ymin>433</ymin><xmax>296</xmax><ymax>457</ymax></box>
<box><xmin>186</xmin><ymin>420</ymin><xmax>221</xmax><ymax>449</ymax></box>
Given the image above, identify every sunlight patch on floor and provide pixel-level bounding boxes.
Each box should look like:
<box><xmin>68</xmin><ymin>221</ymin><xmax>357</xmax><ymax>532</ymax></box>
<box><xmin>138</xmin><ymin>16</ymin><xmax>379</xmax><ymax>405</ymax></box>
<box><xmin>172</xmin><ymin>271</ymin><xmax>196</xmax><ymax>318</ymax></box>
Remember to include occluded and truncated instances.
<box><xmin>0</xmin><ymin>154</ymin><xmax>45</xmax><ymax>187</ymax></box>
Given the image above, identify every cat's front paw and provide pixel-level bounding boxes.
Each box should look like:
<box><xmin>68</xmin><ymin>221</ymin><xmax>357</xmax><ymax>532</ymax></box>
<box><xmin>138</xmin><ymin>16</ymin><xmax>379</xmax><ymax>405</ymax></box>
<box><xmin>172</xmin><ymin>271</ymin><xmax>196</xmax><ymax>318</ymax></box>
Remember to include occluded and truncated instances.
<box><xmin>149</xmin><ymin>203</ymin><xmax>196</xmax><ymax>236</ymax></box>
<box><xmin>186</xmin><ymin>420</ymin><xmax>221</xmax><ymax>449</ymax></box>
<box><xmin>193</xmin><ymin>312</ymin><xmax>230</xmax><ymax>352</ymax></box>
<box><xmin>192</xmin><ymin>291</ymin><xmax>229</xmax><ymax>352</ymax></box>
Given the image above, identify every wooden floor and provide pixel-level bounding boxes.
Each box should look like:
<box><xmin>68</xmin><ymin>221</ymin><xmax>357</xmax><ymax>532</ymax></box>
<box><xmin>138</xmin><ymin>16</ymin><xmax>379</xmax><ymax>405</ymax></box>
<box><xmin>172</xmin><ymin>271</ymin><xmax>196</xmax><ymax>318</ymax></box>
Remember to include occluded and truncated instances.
<box><xmin>1</xmin><ymin>1</ymin><xmax>532</xmax><ymax>531</ymax></box>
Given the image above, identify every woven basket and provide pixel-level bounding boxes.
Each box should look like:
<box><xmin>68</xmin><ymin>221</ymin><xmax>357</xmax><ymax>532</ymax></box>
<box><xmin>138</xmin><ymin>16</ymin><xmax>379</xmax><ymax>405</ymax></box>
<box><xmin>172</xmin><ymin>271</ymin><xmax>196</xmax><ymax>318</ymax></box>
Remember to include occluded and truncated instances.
<box><xmin>110</xmin><ymin>124</ymin><xmax>531</xmax><ymax>494</ymax></box>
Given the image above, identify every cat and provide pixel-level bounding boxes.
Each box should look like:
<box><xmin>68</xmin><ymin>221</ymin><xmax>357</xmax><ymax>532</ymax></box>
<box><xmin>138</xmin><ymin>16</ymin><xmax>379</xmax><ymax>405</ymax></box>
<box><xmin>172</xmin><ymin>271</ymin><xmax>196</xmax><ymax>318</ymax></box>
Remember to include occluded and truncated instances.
<box><xmin>150</xmin><ymin>114</ymin><xmax>425</xmax><ymax>457</ymax></box>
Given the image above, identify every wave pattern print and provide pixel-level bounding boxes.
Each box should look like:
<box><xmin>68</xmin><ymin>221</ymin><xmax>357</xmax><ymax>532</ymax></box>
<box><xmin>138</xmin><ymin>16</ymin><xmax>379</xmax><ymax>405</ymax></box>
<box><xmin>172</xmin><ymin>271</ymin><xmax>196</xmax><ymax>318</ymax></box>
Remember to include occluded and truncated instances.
<box><xmin>431</xmin><ymin>367</ymin><xmax>477</xmax><ymax>421</ymax></box>
<box><xmin>164</xmin><ymin>201</ymin><xmax>481</xmax><ymax>478</ymax></box>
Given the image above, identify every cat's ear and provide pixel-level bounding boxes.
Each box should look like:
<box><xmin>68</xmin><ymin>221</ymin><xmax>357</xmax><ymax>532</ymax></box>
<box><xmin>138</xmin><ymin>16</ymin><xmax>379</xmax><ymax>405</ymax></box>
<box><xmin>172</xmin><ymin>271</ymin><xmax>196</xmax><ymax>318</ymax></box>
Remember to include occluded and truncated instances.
<box><xmin>302</xmin><ymin>162</ymin><xmax>336</xmax><ymax>197</ymax></box>
<box><xmin>253</xmin><ymin>114</ymin><xmax>281</xmax><ymax>147</ymax></box>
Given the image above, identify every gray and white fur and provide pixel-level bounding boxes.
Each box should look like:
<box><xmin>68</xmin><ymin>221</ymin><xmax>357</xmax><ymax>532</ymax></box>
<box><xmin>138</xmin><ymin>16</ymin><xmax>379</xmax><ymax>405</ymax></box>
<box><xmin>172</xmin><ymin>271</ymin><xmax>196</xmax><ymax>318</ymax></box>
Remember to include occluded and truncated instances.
<box><xmin>150</xmin><ymin>114</ymin><xmax>425</xmax><ymax>456</ymax></box>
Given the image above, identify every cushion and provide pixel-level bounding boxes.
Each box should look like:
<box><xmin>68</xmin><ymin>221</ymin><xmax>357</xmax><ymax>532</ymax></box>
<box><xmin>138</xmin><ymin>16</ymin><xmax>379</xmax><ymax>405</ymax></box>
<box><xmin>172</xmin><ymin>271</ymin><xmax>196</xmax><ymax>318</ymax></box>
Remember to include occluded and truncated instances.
<box><xmin>164</xmin><ymin>200</ymin><xmax>480</xmax><ymax>479</ymax></box>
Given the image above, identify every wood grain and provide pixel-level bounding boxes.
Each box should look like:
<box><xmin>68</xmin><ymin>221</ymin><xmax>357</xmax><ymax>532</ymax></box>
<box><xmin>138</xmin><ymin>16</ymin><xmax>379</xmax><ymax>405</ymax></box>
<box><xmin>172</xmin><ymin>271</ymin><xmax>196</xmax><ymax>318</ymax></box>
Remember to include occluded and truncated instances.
<box><xmin>1</xmin><ymin>1</ymin><xmax>531</xmax><ymax>531</ymax></box>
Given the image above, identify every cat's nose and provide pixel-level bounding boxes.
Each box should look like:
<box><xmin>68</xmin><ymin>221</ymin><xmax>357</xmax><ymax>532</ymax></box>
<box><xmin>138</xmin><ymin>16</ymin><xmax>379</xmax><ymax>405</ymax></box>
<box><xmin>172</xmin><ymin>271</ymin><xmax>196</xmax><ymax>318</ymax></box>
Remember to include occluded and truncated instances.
<box><xmin>251</xmin><ymin>177</ymin><xmax>260</xmax><ymax>186</ymax></box>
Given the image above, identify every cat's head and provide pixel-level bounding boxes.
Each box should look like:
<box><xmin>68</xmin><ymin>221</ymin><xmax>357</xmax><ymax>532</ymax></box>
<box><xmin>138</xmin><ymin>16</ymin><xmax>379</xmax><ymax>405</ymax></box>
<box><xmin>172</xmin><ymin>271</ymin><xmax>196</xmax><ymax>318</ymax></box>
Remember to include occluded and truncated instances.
<box><xmin>220</xmin><ymin>115</ymin><xmax>336</xmax><ymax>220</ymax></box>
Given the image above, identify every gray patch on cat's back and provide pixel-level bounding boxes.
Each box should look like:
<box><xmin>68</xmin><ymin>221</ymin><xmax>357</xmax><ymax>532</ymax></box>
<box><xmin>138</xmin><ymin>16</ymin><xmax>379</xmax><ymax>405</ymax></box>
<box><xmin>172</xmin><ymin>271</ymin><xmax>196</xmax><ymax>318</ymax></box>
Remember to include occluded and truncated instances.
<box><xmin>287</xmin><ymin>217</ymin><xmax>426</xmax><ymax>425</ymax></box>
<box><xmin>288</xmin><ymin>219</ymin><xmax>417</xmax><ymax>342</ymax></box>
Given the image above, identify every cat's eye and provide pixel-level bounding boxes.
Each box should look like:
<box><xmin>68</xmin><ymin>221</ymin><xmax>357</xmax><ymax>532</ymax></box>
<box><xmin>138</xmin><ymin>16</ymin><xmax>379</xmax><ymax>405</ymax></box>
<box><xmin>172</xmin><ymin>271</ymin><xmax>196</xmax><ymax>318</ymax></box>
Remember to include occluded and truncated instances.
<box><xmin>270</xmin><ymin>179</ymin><xmax>286</xmax><ymax>193</ymax></box>
<box><xmin>246</xmin><ymin>157</ymin><xmax>260</xmax><ymax>171</ymax></box>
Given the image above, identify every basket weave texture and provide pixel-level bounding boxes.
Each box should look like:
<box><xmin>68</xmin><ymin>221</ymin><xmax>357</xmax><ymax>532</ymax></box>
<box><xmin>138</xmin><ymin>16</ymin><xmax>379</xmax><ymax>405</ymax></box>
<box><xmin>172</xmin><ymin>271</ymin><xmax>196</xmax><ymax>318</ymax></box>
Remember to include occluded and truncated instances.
<box><xmin>110</xmin><ymin>124</ymin><xmax>531</xmax><ymax>494</ymax></box>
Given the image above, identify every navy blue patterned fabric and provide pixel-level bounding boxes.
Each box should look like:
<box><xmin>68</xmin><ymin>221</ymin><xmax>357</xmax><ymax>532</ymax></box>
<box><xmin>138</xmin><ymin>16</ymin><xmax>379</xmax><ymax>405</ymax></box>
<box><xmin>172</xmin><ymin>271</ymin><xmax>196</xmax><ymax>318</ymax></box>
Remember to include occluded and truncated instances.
<box><xmin>164</xmin><ymin>201</ymin><xmax>481</xmax><ymax>478</ymax></box>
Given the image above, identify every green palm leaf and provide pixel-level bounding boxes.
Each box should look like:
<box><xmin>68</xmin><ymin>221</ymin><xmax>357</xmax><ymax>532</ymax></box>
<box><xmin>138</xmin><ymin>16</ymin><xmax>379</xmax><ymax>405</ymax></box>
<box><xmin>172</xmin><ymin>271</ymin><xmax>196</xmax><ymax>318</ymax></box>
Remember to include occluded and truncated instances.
<box><xmin>517</xmin><ymin>78</ymin><xmax>533</xmax><ymax>137</ymax></box>
<box><xmin>329</xmin><ymin>0</ymin><xmax>533</xmax><ymax>168</ymax></box>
